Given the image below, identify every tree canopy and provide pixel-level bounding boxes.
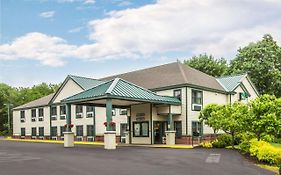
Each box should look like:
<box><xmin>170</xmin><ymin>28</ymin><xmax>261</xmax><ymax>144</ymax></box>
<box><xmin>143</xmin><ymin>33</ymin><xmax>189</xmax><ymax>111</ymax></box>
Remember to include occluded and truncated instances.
<box><xmin>0</xmin><ymin>83</ymin><xmax>60</xmax><ymax>134</ymax></box>
<box><xmin>184</xmin><ymin>53</ymin><xmax>228</xmax><ymax>77</ymax></box>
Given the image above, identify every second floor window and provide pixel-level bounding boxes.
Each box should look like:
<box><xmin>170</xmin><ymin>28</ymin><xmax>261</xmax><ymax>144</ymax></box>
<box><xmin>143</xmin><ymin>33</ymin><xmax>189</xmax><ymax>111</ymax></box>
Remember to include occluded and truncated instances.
<box><xmin>38</xmin><ymin>108</ymin><xmax>44</xmax><ymax>121</ymax></box>
<box><xmin>174</xmin><ymin>89</ymin><xmax>182</xmax><ymax>100</ymax></box>
<box><xmin>51</xmin><ymin>106</ymin><xmax>57</xmax><ymax>116</ymax></box>
<box><xmin>20</xmin><ymin>111</ymin><xmax>25</xmax><ymax>123</ymax></box>
<box><xmin>76</xmin><ymin>105</ymin><xmax>83</xmax><ymax>113</ymax></box>
<box><xmin>31</xmin><ymin>109</ymin><xmax>36</xmax><ymax>122</ymax></box>
<box><xmin>192</xmin><ymin>90</ymin><xmax>203</xmax><ymax>105</ymax></box>
<box><xmin>60</xmin><ymin>105</ymin><xmax>66</xmax><ymax>115</ymax></box>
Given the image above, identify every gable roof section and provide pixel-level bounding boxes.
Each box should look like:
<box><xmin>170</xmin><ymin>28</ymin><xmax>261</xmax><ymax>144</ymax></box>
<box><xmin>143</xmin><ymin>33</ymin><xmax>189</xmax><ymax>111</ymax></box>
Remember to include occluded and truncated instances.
<box><xmin>100</xmin><ymin>61</ymin><xmax>225</xmax><ymax>92</ymax></box>
<box><xmin>13</xmin><ymin>93</ymin><xmax>55</xmax><ymax>110</ymax></box>
<box><xmin>216</xmin><ymin>74</ymin><xmax>247</xmax><ymax>92</ymax></box>
<box><xmin>49</xmin><ymin>75</ymin><xmax>103</xmax><ymax>104</ymax></box>
<box><xmin>62</xmin><ymin>78</ymin><xmax>181</xmax><ymax>105</ymax></box>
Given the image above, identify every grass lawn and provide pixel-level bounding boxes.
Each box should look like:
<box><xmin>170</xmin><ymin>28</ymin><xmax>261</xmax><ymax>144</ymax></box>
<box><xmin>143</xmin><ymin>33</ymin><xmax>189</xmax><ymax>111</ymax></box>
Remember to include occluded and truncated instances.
<box><xmin>270</xmin><ymin>142</ymin><xmax>281</xmax><ymax>149</ymax></box>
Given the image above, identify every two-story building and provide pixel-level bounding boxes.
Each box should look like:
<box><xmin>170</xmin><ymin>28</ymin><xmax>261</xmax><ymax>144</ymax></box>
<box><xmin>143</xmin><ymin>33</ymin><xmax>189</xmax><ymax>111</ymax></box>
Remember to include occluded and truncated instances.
<box><xmin>12</xmin><ymin>61</ymin><xmax>259</xmax><ymax>145</ymax></box>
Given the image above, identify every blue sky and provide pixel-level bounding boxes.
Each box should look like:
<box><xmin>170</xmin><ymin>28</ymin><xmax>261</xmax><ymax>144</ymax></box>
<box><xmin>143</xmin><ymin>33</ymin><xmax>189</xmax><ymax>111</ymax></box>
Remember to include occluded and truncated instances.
<box><xmin>0</xmin><ymin>0</ymin><xmax>281</xmax><ymax>87</ymax></box>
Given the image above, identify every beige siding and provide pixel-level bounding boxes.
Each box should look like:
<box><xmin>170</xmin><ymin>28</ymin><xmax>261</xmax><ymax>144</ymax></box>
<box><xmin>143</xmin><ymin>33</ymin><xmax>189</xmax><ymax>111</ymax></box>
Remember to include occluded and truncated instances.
<box><xmin>242</xmin><ymin>77</ymin><xmax>258</xmax><ymax>101</ymax></box>
<box><xmin>53</xmin><ymin>79</ymin><xmax>83</xmax><ymax>103</ymax></box>
<box><xmin>13</xmin><ymin>106</ymin><xmax>50</xmax><ymax>136</ymax></box>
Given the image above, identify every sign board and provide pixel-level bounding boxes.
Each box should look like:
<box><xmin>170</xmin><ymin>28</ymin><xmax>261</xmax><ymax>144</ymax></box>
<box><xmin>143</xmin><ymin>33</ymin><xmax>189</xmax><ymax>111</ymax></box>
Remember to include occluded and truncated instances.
<box><xmin>136</xmin><ymin>113</ymin><xmax>145</xmax><ymax>121</ymax></box>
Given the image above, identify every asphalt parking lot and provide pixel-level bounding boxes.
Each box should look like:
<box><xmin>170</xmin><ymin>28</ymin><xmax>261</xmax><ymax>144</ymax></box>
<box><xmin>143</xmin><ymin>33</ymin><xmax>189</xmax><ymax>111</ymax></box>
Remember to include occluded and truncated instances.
<box><xmin>0</xmin><ymin>140</ymin><xmax>274</xmax><ymax>175</ymax></box>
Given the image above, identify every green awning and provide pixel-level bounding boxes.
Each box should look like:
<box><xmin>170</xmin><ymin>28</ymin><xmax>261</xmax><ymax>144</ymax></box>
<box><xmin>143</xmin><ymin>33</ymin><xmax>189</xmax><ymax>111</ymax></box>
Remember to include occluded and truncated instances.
<box><xmin>62</xmin><ymin>78</ymin><xmax>181</xmax><ymax>105</ymax></box>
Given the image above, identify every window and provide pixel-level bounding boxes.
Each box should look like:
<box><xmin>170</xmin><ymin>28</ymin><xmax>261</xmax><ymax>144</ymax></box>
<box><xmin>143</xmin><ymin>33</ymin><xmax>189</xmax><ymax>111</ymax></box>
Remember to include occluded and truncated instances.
<box><xmin>60</xmin><ymin>105</ymin><xmax>66</xmax><ymax>120</ymax></box>
<box><xmin>76</xmin><ymin>125</ymin><xmax>83</xmax><ymax>136</ymax></box>
<box><xmin>87</xmin><ymin>125</ymin><xmax>94</xmax><ymax>136</ymax></box>
<box><xmin>39</xmin><ymin>127</ymin><xmax>44</xmax><ymax>137</ymax></box>
<box><xmin>21</xmin><ymin>128</ymin><xmax>25</xmax><ymax>136</ymax></box>
<box><xmin>86</xmin><ymin>106</ymin><xmax>94</xmax><ymax>113</ymax></box>
<box><xmin>174</xmin><ymin>121</ymin><xmax>182</xmax><ymax>138</ymax></box>
<box><xmin>119</xmin><ymin>109</ymin><xmax>127</xmax><ymax>115</ymax></box>
<box><xmin>38</xmin><ymin>108</ymin><xmax>44</xmax><ymax>117</ymax></box>
<box><xmin>20</xmin><ymin>111</ymin><xmax>25</xmax><ymax>123</ymax></box>
<box><xmin>192</xmin><ymin>121</ymin><xmax>202</xmax><ymax>137</ymax></box>
<box><xmin>192</xmin><ymin>90</ymin><xmax>203</xmax><ymax>111</ymax></box>
<box><xmin>38</xmin><ymin>108</ymin><xmax>44</xmax><ymax>121</ymax></box>
<box><xmin>174</xmin><ymin>89</ymin><xmax>182</xmax><ymax>100</ymax></box>
<box><xmin>239</xmin><ymin>92</ymin><xmax>249</xmax><ymax>101</ymax></box>
<box><xmin>51</xmin><ymin>106</ymin><xmax>57</xmax><ymax>120</ymax></box>
<box><xmin>76</xmin><ymin>105</ymin><xmax>83</xmax><ymax>118</ymax></box>
<box><xmin>112</xmin><ymin>109</ymin><xmax>116</xmax><ymax>116</ymax></box>
<box><xmin>86</xmin><ymin>106</ymin><xmax>94</xmax><ymax>118</ymax></box>
<box><xmin>51</xmin><ymin>126</ymin><xmax>57</xmax><ymax>137</ymax></box>
<box><xmin>31</xmin><ymin>109</ymin><xmax>36</xmax><ymax>122</ymax></box>
<box><xmin>60</xmin><ymin>126</ymin><xmax>66</xmax><ymax>136</ymax></box>
<box><xmin>133</xmin><ymin>121</ymin><xmax>149</xmax><ymax>137</ymax></box>
<box><xmin>31</xmin><ymin>127</ymin><xmax>37</xmax><ymax>136</ymax></box>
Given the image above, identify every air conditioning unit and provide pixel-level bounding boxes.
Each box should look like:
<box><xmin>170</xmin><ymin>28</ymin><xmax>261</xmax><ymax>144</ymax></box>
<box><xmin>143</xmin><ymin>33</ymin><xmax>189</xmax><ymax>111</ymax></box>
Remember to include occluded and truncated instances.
<box><xmin>192</xmin><ymin>104</ymin><xmax>202</xmax><ymax>111</ymax></box>
<box><xmin>38</xmin><ymin>117</ymin><xmax>44</xmax><ymax>121</ymax></box>
<box><xmin>87</xmin><ymin>136</ymin><xmax>94</xmax><ymax>142</ymax></box>
<box><xmin>60</xmin><ymin>115</ymin><xmax>66</xmax><ymax>120</ymax></box>
<box><xmin>51</xmin><ymin>137</ymin><xmax>57</xmax><ymax>140</ymax></box>
<box><xmin>38</xmin><ymin>136</ymin><xmax>44</xmax><ymax>140</ymax></box>
<box><xmin>51</xmin><ymin>115</ymin><xmax>57</xmax><ymax>120</ymax></box>
<box><xmin>76</xmin><ymin>113</ymin><xmax>83</xmax><ymax>119</ymax></box>
<box><xmin>76</xmin><ymin>136</ymin><xmax>83</xmax><ymax>141</ymax></box>
<box><xmin>120</xmin><ymin>109</ymin><xmax>127</xmax><ymax>115</ymax></box>
<box><xmin>31</xmin><ymin>136</ymin><xmax>37</xmax><ymax>139</ymax></box>
<box><xmin>60</xmin><ymin>136</ymin><xmax>64</xmax><ymax>140</ymax></box>
<box><xmin>20</xmin><ymin>118</ymin><xmax>25</xmax><ymax>123</ymax></box>
<box><xmin>86</xmin><ymin>113</ymin><xmax>93</xmax><ymax>118</ymax></box>
<box><xmin>31</xmin><ymin>117</ymin><xmax>36</xmax><ymax>122</ymax></box>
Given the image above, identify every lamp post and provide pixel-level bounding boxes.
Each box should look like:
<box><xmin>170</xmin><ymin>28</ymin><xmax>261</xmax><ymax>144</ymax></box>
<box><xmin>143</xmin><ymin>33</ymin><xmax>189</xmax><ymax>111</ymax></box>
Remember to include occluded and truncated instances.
<box><xmin>4</xmin><ymin>103</ymin><xmax>13</xmax><ymax>134</ymax></box>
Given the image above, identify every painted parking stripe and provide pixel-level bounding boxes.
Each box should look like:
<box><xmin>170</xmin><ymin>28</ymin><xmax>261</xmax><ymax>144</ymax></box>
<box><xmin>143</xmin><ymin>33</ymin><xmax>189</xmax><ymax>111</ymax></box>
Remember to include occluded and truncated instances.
<box><xmin>205</xmin><ymin>153</ymin><xmax>221</xmax><ymax>163</ymax></box>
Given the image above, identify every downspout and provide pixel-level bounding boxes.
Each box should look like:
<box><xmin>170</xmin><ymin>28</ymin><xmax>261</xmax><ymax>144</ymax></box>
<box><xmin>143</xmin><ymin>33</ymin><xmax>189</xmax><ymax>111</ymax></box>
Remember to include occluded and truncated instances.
<box><xmin>185</xmin><ymin>87</ymin><xmax>188</xmax><ymax>136</ymax></box>
<box><xmin>93</xmin><ymin>106</ymin><xmax>96</xmax><ymax>140</ymax></box>
<box><xmin>150</xmin><ymin>104</ymin><xmax>153</xmax><ymax>145</ymax></box>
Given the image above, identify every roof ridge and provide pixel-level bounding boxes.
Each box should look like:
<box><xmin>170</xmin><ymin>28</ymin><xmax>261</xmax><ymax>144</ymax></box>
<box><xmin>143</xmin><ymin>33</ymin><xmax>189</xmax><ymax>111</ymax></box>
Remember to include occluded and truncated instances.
<box><xmin>69</xmin><ymin>74</ymin><xmax>99</xmax><ymax>81</ymax></box>
<box><xmin>217</xmin><ymin>73</ymin><xmax>247</xmax><ymax>79</ymax></box>
<box><xmin>177</xmin><ymin>61</ymin><xmax>188</xmax><ymax>83</ymax></box>
<box><xmin>99</xmin><ymin>61</ymin><xmax>178</xmax><ymax>80</ymax></box>
<box><xmin>62</xmin><ymin>79</ymin><xmax>113</xmax><ymax>102</ymax></box>
<box><xmin>117</xmin><ymin>78</ymin><xmax>157</xmax><ymax>95</ymax></box>
<box><xmin>105</xmin><ymin>78</ymin><xmax>120</xmax><ymax>94</ymax></box>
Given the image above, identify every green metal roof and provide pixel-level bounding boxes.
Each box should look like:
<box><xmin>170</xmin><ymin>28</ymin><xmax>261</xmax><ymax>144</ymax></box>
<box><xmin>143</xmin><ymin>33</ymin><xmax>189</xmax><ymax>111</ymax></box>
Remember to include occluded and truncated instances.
<box><xmin>62</xmin><ymin>78</ymin><xmax>181</xmax><ymax>105</ymax></box>
<box><xmin>216</xmin><ymin>74</ymin><xmax>247</xmax><ymax>92</ymax></box>
<box><xmin>69</xmin><ymin>75</ymin><xmax>104</xmax><ymax>90</ymax></box>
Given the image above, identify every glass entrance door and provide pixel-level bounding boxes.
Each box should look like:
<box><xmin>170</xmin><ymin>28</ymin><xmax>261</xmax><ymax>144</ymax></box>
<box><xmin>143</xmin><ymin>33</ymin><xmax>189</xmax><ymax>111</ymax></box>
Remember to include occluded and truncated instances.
<box><xmin>153</xmin><ymin>121</ymin><xmax>167</xmax><ymax>144</ymax></box>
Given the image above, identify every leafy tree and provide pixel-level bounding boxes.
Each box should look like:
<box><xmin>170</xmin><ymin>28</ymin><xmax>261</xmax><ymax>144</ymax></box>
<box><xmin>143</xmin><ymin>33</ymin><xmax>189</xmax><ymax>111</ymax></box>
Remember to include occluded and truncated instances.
<box><xmin>184</xmin><ymin>53</ymin><xmax>229</xmax><ymax>77</ymax></box>
<box><xmin>247</xmin><ymin>94</ymin><xmax>280</xmax><ymax>140</ymax></box>
<box><xmin>215</xmin><ymin>103</ymin><xmax>249</xmax><ymax>148</ymax></box>
<box><xmin>199</xmin><ymin>104</ymin><xmax>222</xmax><ymax>135</ymax></box>
<box><xmin>0</xmin><ymin>82</ymin><xmax>60</xmax><ymax>135</ymax></box>
<box><xmin>229</xmin><ymin>34</ymin><xmax>281</xmax><ymax>97</ymax></box>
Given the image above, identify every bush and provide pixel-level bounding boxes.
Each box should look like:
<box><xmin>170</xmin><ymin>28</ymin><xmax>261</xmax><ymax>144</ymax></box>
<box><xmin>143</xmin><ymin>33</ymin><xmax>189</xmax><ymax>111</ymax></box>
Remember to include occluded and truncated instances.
<box><xmin>212</xmin><ymin>134</ymin><xmax>232</xmax><ymax>148</ymax></box>
<box><xmin>238</xmin><ymin>132</ymin><xmax>256</xmax><ymax>153</ymax></box>
<box><xmin>249</xmin><ymin>139</ymin><xmax>281</xmax><ymax>167</ymax></box>
<box><xmin>200</xmin><ymin>141</ymin><xmax>212</xmax><ymax>148</ymax></box>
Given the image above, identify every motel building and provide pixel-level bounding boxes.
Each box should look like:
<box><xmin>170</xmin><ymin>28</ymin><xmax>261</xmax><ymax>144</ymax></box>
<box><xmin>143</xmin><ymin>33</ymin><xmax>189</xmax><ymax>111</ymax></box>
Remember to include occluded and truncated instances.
<box><xmin>12</xmin><ymin>61</ymin><xmax>259</xmax><ymax>149</ymax></box>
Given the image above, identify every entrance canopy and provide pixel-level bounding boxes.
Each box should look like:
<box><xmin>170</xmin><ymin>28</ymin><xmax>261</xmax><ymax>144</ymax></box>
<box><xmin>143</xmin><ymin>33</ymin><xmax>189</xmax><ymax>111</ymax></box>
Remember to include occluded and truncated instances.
<box><xmin>61</xmin><ymin>78</ymin><xmax>181</xmax><ymax>107</ymax></box>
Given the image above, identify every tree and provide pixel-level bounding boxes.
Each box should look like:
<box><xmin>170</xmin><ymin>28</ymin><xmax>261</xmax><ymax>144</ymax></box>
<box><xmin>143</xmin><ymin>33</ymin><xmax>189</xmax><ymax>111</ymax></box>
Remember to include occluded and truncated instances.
<box><xmin>184</xmin><ymin>53</ymin><xmax>229</xmax><ymax>77</ymax></box>
<box><xmin>246</xmin><ymin>94</ymin><xmax>280</xmax><ymax>140</ymax></box>
<box><xmin>215</xmin><ymin>103</ymin><xmax>249</xmax><ymax>148</ymax></box>
<box><xmin>229</xmin><ymin>34</ymin><xmax>281</xmax><ymax>97</ymax></box>
<box><xmin>199</xmin><ymin>104</ymin><xmax>222</xmax><ymax>135</ymax></box>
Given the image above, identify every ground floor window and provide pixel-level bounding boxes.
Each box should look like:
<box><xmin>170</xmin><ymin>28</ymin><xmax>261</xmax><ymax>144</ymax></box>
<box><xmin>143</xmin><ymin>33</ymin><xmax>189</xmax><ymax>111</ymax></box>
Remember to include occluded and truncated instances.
<box><xmin>87</xmin><ymin>125</ymin><xmax>94</xmax><ymax>136</ymax></box>
<box><xmin>133</xmin><ymin>121</ymin><xmax>149</xmax><ymax>137</ymax></box>
<box><xmin>192</xmin><ymin>121</ymin><xmax>203</xmax><ymax>137</ymax></box>
<box><xmin>21</xmin><ymin>128</ymin><xmax>25</xmax><ymax>136</ymax></box>
<box><xmin>60</xmin><ymin>126</ymin><xmax>66</xmax><ymax>136</ymax></box>
<box><xmin>76</xmin><ymin>125</ymin><xmax>83</xmax><ymax>136</ymax></box>
<box><xmin>39</xmin><ymin>127</ymin><xmax>44</xmax><ymax>137</ymax></box>
<box><xmin>174</xmin><ymin>121</ymin><xmax>182</xmax><ymax>138</ymax></box>
<box><xmin>51</xmin><ymin>126</ymin><xmax>57</xmax><ymax>137</ymax></box>
<box><xmin>31</xmin><ymin>127</ymin><xmax>37</xmax><ymax>136</ymax></box>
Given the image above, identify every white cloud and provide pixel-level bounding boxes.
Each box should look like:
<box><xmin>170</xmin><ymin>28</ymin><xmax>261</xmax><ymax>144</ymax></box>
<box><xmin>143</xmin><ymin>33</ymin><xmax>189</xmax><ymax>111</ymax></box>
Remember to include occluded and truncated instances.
<box><xmin>68</xmin><ymin>27</ymin><xmax>84</xmax><ymax>33</ymax></box>
<box><xmin>1</xmin><ymin>0</ymin><xmax>281</xmax><ymax>66</ymax></box>
<box><xmin>83</xmin><ymin>0</ymin><xmax>95</xmax><ymax>5</ymax></box>
<box><xmin>118</xmin><ymin>1</ymin><xmax>132</xmax><ymax>6</ymax></box>
<box><xmin>39</xmin><ymin>11</ymin><xmax>55</xmax><ymax>18</ymax></box>
<box><xmin>0</xmin><ymin>33</ymin><xmax>76</xmax><ymax>67</ymax></box>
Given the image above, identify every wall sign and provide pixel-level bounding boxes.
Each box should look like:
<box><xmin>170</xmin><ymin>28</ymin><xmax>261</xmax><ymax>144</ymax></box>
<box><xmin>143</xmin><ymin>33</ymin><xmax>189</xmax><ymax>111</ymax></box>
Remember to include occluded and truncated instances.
<box><xmin>136</xmin><ymin>113</ymin><xmax>145</xmax><ymax>121</ymax></box>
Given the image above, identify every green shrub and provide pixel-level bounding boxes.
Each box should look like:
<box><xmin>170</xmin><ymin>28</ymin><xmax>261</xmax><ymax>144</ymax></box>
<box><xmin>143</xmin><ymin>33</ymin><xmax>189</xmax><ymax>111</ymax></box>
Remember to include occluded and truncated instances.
<box><xmin>248</xmin><ymin>139</ymin><xmax>281</xmax><ymax>167</ymax></box>
<box><xmin>238</xmin><ymin>132</ymin><xmax>256</xmax><ymax>153</ymax></box>
<box><xmin>200</xmin><ymin>141</ymin><xmax>212</xmax><ymax>148</ymax></box>
<box><xmin>212</xmin><ymin>134</ymin><xmax>232</xmax><ymax>148</ymax></box>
